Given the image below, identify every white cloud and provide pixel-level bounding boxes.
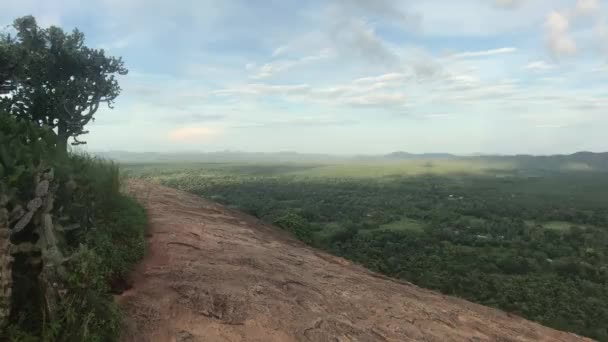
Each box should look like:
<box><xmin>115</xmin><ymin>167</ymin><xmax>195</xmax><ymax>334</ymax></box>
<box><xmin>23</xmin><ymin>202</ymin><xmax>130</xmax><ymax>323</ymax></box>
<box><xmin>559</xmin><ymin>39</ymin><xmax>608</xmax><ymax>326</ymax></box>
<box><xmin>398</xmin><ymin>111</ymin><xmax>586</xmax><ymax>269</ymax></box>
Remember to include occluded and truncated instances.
<box><xmin>592</xmin><ymin>64</ymin><xmax>608</xmax><ymax>72</ymax></box>
<box><xmin>334</xmin><ymin>0</ymin><xmax>421</xmax><ymax>28</ymax></box>
<box><xmin>442</xmin><ymin>73</ymin><xmax>481</xmax><ymax>90</ymax></box>
<box><xmin>263</xmin><ymin>4</ymin><xmax>410</xmax><ymax>72</ymax></box>
<box><xmin>329</xmin><ymin>18</ymin><xmax>400</xmax><ymax>67</ymax></box>
<box><xmin>598</xmin><ymin>20</ymin><xmax>608</xmax><ymax>57</ymax></box>
<box><xmin>524</xmin><ymin>60</ymin><xmax>556</xmax><ymax>71</ymax></box>
<box><xmin>239</xmin><ymin>116</ymin><xmax>357</xmax><ymax>128</ymax></box>
<box><xmin>98</xmin><ymin>34</ymin><xmax>134</xmax><ymax>50</ymax></box>
<box><xmin>540</xmin><ymin>0</ymin><xmax>605</xmax><ymax>58</ymax></box>
<box><xmin>353</xmin><ymin>73</ymin><xmax>408</xmax><ymax>84</ymax></box>
<box><xmin>545</xmin><ymin>11</ymin><xmax>577</xmax><ymax>56</ymax></box>
<box><xmin>406</xmin><ymin>50</ymin><xmax>443</xmax><ymax>79</ymax></box>
<box><xmin>8</xmin><ymin>0</ymin><xmax>606</xmax><ymax>154</ymax></box>
<box><xmin>252</xmin><ymin>63</ymin><xmax>290</xmax><ymax>79</ymax></box>
<box><xmin>411</xmin><ymin>0</ymin><xmax>552</xmax><ymax>37</ymax></box>
<box><xmin>271</xmin><ymin>46</ymin><xmax>287</xmax><ymax>57</ymax></box>
<box><xmin>340</xmin><ymin>92</ymin><xmax>407</xmax><ymax>108</ymax></box>
<box><xmin>576</xmin><ymin>0</ymin><xmax>600</xmax><ymax>16</ymax></box>
<box><xmin>546</xmin><ymin>11</ymin><xmax>570</xmax><ymax>35</ymax></box>
<box><xmin>494</xmin><ymin>0</ymin><xmax>521</xmax><ymax>10</ymax></box>
<box><xmin>251</xmin><ymin>49</ymin><xmax>334</xmax><ymax>79</ymax></box>
<box><xmin>212</xmin><ymin>83</ymin><xmax>311</xmax><ymax>97</ymax></box>
<box><xmin>450</xmin><ymin>47</ymin><xmax>518</xmax><ymax>59</ymax></box>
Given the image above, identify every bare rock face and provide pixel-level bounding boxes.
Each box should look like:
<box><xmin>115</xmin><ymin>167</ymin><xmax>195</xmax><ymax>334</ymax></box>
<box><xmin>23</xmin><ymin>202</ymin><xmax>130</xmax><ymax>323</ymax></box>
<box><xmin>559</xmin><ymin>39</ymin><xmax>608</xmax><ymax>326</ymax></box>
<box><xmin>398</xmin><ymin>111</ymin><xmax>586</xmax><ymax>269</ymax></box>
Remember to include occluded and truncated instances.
<box><xmin>9</xmin><ymin>169</ymin><xmax>56</xmax><ymax>237</ymax></box>
<box><xmin>1</xmin><ymin>167</ymin><xmax>65</xmax><ymax>327</ymax></box>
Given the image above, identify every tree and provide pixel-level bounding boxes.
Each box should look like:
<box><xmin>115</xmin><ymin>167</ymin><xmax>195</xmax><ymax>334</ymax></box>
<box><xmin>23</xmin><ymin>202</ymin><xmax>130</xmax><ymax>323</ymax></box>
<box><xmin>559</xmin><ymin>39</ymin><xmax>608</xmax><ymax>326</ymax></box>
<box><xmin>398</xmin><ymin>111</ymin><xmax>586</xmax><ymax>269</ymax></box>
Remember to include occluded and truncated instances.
<box><xmin>0</xmin><ymin>28</ymin><xmax>20</xmax><ymax>94</ymax></box>
<box><xmin>273</xmin><ymin>211</ymin><xmax>313</xmax><ymax>243</ymax></box>
<box><xmin>0</xmin><ymin>16</ymin><xmax>127</xmax><ymax>151</ymax></box>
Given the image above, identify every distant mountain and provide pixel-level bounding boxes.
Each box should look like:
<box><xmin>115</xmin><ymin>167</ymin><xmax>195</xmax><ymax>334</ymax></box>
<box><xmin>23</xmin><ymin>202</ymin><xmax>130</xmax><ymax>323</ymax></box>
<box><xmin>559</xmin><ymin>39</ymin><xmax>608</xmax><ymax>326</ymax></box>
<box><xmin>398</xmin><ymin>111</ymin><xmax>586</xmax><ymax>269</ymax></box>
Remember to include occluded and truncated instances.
<box><xmin>94</xmin><ymin>150</ymin><xmax>608</xmax><ymax>171</ymax></box>
<box><xmin>384</xmin><ymin>152</ymin><xmax>456</xmax><ymax>160</ymax></box>
<box><xmin>94</xmin><ymin>150</ymin><xmax>347</xmax><ymax>164</ymax></box>
<box><xmin>476</xmin><ymin>152</ymin><xmax>608</xmax><ymax>171</ymax></box>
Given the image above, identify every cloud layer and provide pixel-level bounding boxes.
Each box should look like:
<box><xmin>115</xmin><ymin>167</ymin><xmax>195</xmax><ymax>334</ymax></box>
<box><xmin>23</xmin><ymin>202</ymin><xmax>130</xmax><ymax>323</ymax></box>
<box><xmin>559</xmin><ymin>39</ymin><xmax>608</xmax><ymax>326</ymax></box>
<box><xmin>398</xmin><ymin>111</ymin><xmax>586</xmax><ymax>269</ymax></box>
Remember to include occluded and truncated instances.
<box><xmin>3</xmin><ymin>0</ymin><xmax>607</xmax><ymax>154</ymax></box>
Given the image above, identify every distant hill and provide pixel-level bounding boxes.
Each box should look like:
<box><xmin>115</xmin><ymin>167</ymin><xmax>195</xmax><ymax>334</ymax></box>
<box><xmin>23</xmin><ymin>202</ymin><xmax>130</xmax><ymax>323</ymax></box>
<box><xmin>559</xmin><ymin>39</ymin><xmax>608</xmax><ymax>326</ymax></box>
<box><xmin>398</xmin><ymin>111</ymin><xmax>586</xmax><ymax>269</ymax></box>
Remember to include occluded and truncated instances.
<box><xmin>476</xmin><ymin>152</ymin><xmax>608</xmax><ymax>172</ymax></box>
<box><xmin>94</xmin><ymin>150</ymin><xmax>348</xmax><ymax>164</ymax></box>
<box><xmin>95</xmin><ymin>150</ymin><xmax>608</xmax><ymax>172</ymax></box>
<box><xmin>384</xmin><ymin>151</ymin><xmax>456</xmax><ymax>160</ymax></box>
<box><xmin>382</xmin><ymin>151</ymin><xmax>608</xmax><ymax>172</ymax></box>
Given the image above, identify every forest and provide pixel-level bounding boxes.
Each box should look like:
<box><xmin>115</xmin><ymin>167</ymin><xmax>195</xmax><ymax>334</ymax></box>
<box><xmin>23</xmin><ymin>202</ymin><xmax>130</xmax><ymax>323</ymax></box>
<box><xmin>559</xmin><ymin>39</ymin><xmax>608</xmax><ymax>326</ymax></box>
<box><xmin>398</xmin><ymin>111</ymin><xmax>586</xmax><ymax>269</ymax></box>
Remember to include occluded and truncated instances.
<box><xmin>127</xmin><ymin>160</ymin><xmax>608</xmax><ymax>341</ymax></box>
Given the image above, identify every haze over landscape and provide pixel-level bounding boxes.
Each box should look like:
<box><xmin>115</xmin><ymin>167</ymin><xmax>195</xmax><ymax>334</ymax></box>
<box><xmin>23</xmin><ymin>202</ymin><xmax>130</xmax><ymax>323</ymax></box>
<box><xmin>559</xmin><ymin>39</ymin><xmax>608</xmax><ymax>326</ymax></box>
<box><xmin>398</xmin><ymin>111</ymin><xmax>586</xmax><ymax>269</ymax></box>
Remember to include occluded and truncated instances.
<box><xmin>3</xmin><ymin>0</ymin><xmax>607</xmax><ymax>154</ymax></box>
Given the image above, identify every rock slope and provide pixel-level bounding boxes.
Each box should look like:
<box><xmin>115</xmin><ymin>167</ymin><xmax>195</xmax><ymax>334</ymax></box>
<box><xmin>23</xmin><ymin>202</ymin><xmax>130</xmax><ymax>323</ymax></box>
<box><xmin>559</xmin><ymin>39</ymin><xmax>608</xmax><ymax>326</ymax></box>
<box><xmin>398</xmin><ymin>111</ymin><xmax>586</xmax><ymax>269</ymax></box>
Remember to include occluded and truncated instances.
<box><xmin>119</xmin><ymin>180</ymin><xmax>590</xmax><ymax>342</ymax></box>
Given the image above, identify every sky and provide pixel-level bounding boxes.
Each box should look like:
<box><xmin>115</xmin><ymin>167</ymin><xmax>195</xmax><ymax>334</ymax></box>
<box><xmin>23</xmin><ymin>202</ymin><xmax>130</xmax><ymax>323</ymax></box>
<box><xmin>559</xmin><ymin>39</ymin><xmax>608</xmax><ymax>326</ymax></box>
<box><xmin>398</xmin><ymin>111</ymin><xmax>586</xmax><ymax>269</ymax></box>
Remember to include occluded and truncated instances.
<box><xmin>1</xmin><ymin>0</ymin><xmax>607</xmax><ymax>155</ymax></box>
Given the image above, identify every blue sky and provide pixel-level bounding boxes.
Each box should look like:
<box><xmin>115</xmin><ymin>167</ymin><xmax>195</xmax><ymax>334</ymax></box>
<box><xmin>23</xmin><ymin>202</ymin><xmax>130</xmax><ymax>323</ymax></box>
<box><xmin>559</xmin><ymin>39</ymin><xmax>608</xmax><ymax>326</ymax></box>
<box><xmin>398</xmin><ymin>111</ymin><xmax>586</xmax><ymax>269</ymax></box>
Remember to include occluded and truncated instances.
<box><xmin>2</xmin><ymin>0</ymin><xmax>607</xmax><ymax>154</ymax></box>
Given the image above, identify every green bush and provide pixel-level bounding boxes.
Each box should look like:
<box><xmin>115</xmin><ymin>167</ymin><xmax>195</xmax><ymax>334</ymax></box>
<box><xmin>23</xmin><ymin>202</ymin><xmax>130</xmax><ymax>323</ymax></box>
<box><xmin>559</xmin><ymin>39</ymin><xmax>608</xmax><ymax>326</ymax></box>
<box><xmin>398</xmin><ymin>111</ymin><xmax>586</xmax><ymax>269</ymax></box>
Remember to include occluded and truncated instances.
<box><xmin>1</xmin><ymin>112</ymin><xmax>147</xmax><ymax>341</ymax></box>
<box><xmin>45</xmin><ymin>192</ymin><xmax>146</xmax><ymax>342</ymax></box>
<box><xmin>273</xmin><ymin>211</ymin><xmax>314</xmax><ymax>243</ymax></box>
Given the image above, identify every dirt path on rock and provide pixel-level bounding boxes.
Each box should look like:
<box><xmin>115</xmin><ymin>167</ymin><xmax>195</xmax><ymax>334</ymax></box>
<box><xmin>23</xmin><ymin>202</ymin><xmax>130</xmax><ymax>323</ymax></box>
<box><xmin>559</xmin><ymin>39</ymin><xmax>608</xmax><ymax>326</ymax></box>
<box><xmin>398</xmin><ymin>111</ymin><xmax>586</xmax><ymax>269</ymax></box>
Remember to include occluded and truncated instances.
<box><xmin>118</xmin><ymin>180</ymin><xmax>590</xmax><ymax>342</ymax></box>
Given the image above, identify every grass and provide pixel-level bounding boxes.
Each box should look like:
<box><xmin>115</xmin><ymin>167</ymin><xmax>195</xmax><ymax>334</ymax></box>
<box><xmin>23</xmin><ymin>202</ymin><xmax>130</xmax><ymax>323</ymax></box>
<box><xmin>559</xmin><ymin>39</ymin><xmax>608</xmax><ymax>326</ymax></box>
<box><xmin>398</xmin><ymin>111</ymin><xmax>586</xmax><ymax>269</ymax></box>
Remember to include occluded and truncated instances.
<box><xmin>5</xmin><ymin>155</ymin><xmax>147</xmax><ymax>342</ymax></box>
<box><xmin>51</xmin><ymin>159</ymin><xmax>147</xmax><ymax>342</ymax></box>
<box><xmin>122</xmin><ymin>162</ymin><xmax>320</xmax><ymax>178</ymax></box>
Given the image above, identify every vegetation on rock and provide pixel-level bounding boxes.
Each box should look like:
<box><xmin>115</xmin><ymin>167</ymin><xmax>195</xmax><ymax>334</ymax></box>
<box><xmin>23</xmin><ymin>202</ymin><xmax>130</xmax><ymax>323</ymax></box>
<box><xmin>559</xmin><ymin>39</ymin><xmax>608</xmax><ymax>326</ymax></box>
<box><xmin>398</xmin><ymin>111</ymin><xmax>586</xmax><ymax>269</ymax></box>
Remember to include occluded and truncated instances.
<box><xmin>0</xmin><ymin>16</ymin><xmax>144</xmax><ymax>341</ymax></box>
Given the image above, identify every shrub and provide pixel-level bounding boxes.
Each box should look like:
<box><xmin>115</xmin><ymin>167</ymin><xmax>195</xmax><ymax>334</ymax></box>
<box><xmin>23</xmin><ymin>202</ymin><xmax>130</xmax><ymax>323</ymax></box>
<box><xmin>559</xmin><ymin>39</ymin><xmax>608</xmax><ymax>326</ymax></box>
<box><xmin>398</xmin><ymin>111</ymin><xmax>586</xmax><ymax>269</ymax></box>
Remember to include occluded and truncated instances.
<box><xmin>1</xmin><ymin>112</ymin><xmax>146</xmax><ymax>341</ymax></box>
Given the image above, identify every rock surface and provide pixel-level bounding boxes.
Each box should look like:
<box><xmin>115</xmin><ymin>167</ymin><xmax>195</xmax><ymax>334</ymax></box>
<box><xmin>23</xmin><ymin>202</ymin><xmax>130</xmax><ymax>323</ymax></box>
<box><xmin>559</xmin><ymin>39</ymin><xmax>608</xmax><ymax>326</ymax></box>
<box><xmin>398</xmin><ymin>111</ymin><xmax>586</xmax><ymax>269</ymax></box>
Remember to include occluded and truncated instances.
<box><xmin>1</xmin><ymin>167</ymin><xmax>62</xmax><ymax>327</ymax></box>
<box><xmin>119</xmin><ymin>180</ymin><xmax>591</xmax><ymax>342</ymax></box>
